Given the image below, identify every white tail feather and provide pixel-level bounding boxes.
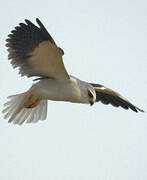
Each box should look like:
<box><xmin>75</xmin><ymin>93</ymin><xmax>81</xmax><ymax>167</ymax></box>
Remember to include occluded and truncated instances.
<box><xmin>2</xmin><ymin>93</ymin><xmax>48</xmax><ymax>125</ymax></box>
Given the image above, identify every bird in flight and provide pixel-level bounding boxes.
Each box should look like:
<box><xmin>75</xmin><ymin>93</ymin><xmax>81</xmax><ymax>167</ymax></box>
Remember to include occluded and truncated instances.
<box><xmin>2</xmin><ymin>18</ymin><xmax>144</xmax><ymax>125</ymax></box>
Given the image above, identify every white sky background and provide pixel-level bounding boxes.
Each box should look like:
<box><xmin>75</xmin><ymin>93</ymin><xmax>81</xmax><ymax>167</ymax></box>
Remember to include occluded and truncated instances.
<box><xmin>0</xmin><ymin>0</ymin><xmax>147</xmax><ymax>179</ymax></box>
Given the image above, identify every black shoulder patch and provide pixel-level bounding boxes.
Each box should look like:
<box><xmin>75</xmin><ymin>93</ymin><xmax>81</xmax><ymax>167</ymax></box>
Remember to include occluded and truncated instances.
<box><xmin>90</xmin><ymin>83</ymin><xmax>103</xmax><ymax>88</ymax></box>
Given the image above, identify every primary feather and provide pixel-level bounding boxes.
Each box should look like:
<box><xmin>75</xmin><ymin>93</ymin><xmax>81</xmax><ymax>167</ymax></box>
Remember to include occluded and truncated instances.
<box><xmin>6</xmin><ymin>18</ymin><xmax>69</xmax><ymax>79</ymax></box>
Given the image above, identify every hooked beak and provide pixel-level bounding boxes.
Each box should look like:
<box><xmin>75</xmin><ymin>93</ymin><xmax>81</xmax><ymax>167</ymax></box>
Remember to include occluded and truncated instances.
<box><xmin>90</xmin><ymin>100</ymin><xmax>94</xmax><ymax>106</ymax></box>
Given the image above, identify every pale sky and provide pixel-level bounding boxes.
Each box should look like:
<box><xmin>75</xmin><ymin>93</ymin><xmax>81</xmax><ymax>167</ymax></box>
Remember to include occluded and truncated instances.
<box><xmin>0</xmin><ymin>0</ymin><xmax>147</xmax><ymax>180</ymax></box>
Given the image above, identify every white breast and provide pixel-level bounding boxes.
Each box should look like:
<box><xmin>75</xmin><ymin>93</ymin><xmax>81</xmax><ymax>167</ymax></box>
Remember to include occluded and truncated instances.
<box><xmin>29</xmin><ymin>76</ymin><xmax>90</xmax><ymax>104</ymax></box>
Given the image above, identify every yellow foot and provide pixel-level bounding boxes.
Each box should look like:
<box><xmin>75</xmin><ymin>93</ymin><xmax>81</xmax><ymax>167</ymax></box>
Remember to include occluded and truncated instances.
<box><xmin>25</xmin><ymin>95</ymin><xmax>40</xmax><ymax>108</ymax></box>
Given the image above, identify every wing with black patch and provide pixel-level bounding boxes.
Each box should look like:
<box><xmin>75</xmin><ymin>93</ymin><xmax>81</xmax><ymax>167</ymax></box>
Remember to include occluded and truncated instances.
<box><xmin>90</xmin><ymin>83</ymin><xmax>144</xmax><ymax>113</ymax></box>
<box><xmin>6</xmin><ymin>18</ymin><xmax>68</xmax><ymax>79</ymax></box>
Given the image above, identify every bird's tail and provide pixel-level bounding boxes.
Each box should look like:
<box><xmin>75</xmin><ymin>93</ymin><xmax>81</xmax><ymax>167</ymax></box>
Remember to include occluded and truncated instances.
<box><xmin>2</xmin><ymin>92</ymin><xmax>48</xmax><ymax>125</ymax></box>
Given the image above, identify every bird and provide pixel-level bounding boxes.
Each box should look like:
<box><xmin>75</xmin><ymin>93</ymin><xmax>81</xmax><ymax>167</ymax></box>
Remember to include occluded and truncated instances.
<box><xmin>2</xmin><ymin>18</ymin><xmax>144</xmax><ymax>125</ymax></box>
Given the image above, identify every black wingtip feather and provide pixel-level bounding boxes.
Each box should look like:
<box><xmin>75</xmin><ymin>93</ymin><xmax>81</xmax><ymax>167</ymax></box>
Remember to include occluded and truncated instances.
<box><xmin>135</xmin><ymin>107</ymin><xmax>145</xmax><ymax>113</ymax></box>
<box><xmin>6</xmin><ymin>18</ymin><xmax>55</xmax><ymax>56</ymax></box>
<box><xmin>36</xmin><ymin>18</ymin><xmax>41</xmax><ymax>25</ymax></box>
<box><xmin>25</xmin><ymin>19</ymin><xmax>33</xmax><ymax>25</ymax></box>
<box><xmin>36</xmin><ymin>18</ymin><xmax>46</xmax><ymax>29</ymax></box>
<box><xmin>5</xmin><ymin>18</ymin><xmax>57</xmax><ymax>77</ymax></box>
<box><xmin>36</xmin><ymin>18</ymin><xmax>55</xmax><ymax>44</ymax></box>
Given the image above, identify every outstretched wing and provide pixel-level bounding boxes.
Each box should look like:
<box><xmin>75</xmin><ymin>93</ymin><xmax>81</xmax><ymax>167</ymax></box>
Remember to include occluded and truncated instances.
<box><xmin>6</xmin><ymin>18</ymin><xmax>69</xmax><ymax>80</ymax></box>
<box><xmin>90</xmin><ymin>83</ymin><xmax>144</xmax><ymax>113</ymax></box>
